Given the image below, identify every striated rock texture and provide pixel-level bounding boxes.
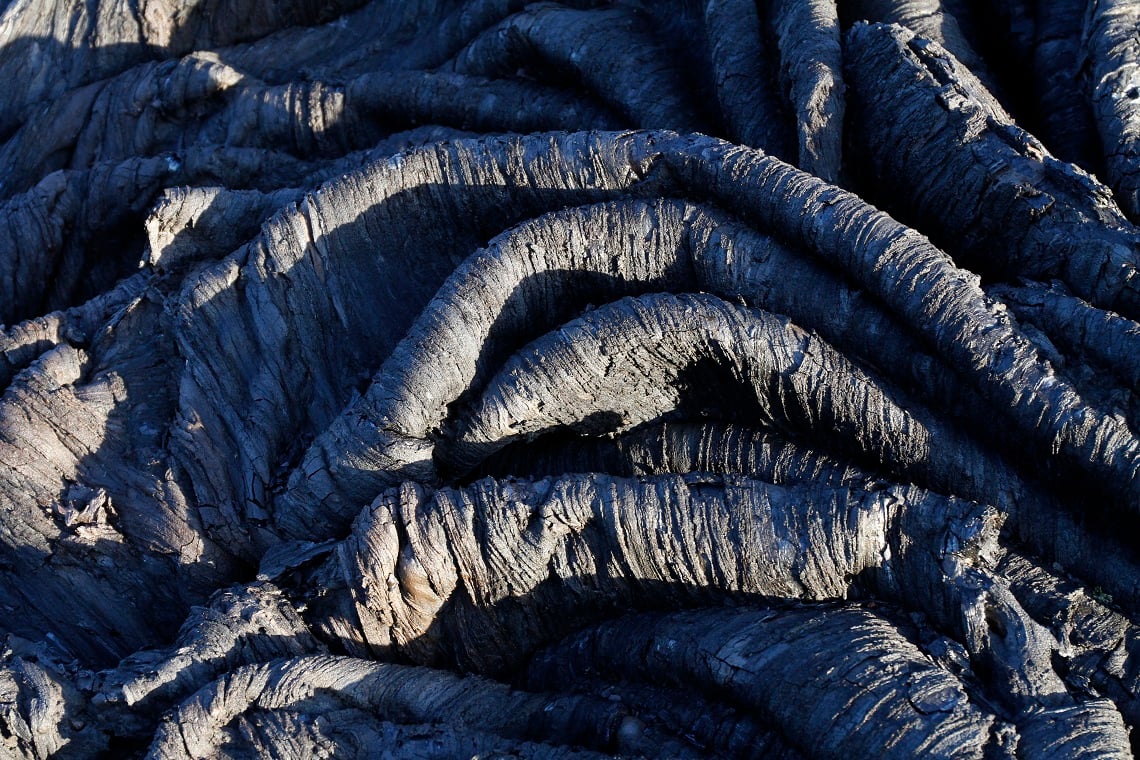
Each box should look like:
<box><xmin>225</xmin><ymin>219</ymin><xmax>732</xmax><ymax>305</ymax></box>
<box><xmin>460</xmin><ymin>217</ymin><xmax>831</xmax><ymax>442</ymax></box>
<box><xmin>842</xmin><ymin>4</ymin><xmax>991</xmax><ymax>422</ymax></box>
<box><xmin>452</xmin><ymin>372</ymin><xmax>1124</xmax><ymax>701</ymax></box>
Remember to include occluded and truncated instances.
<box><xmin>2</xmin><ymin>1</ymin><xmax>1140</xmax><ymax>758</ymax></box>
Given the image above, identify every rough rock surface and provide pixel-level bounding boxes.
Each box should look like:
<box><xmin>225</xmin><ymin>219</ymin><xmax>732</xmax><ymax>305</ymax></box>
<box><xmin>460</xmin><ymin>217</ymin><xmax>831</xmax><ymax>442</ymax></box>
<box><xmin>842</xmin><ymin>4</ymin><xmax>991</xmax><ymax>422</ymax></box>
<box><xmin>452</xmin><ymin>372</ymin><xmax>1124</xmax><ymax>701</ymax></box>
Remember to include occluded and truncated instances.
<box><xmin>2</xmin><ymin>1</ymin><xmax>1140</xmax><ymax>758</ymax></box>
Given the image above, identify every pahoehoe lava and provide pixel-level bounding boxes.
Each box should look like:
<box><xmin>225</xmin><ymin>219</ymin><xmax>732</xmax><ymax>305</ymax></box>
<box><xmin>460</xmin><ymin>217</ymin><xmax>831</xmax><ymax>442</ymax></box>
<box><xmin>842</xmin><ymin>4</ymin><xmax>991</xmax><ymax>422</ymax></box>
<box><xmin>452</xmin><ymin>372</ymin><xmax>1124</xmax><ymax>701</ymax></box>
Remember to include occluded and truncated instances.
<box><xmin>1</xmin><ymin>1</ymin><xmax>1140</xmax><ymax>758</ymax></box>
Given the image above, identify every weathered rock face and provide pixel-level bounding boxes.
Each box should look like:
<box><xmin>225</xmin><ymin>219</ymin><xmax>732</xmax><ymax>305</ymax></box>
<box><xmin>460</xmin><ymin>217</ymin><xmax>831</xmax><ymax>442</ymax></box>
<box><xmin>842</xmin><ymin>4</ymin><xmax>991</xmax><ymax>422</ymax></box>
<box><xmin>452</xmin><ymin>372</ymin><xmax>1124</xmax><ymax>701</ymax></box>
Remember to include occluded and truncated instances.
<box><xmin>2</xmin><ymin>1</ymin><xmax>1140</xmax><ymax>758</ymax></box>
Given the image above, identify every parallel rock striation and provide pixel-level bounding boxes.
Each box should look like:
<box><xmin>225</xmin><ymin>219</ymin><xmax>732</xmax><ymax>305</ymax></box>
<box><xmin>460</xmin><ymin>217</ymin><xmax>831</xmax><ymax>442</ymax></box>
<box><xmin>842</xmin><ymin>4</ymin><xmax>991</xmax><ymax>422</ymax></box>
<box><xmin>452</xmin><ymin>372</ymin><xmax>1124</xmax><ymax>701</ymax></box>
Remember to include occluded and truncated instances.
<box><xmin>2</xmin><ymin>2</ymin><xmax>1140</xmax><ymax>757</ymax></box>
